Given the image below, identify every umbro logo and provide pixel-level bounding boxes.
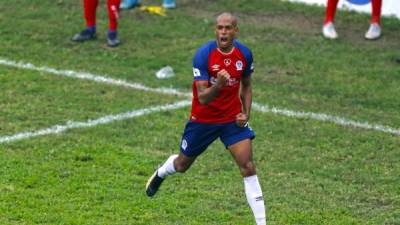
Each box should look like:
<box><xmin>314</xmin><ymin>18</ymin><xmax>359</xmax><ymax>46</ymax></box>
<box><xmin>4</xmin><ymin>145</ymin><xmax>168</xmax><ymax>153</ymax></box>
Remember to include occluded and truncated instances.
<box><xmin>212</xmin><ymin>64</ymin><xmax>220</xmax><ymax>71</ymax></box>
<box><xmin>181</xmin><ymin>139</ymin><xmax>188</xmax><ymax>150</ymax></box>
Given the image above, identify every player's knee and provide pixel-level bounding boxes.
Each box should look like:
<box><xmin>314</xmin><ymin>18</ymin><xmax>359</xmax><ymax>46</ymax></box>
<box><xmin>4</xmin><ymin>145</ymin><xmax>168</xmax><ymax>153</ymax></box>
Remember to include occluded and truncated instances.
<box><xmin>239</xmin><ymin>161</ymin><xmax>256</xmax><ymax>177</ymax></box>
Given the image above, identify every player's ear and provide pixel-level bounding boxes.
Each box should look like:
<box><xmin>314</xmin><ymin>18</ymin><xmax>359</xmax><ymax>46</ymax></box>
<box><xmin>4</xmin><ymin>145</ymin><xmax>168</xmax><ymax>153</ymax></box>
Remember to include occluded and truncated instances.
<box><xmin>234</xmin><ymin>27</ymin><xmax>239</xmax><ymax>38</ymax></box>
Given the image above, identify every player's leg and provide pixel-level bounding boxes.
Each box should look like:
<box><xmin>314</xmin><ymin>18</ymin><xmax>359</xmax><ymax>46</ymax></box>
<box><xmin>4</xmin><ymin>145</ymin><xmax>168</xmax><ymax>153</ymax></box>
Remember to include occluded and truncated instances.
<box><xmin>322</xmin><ymin>0</ymin><xmax>339</xmax><ymax>39</ymax></box>
<box><xmin>228</xmin><ymin>139</ymin><xmax>266</xmax><ymax>225</ymax></box>
<box><xmin>84</xmin><ymin>0</ymin><xmax>98</xmax><ymax>30</ymax></box>
<box><xmin>221</xmin><ymin>123</ymin><xmax>265</xmax><ymax>225</ymax></box>
<box><xmin>146</xmin><ymin>121</ymin><xmax>220</xmax><ymax>197</ymax></box>
<box><xmin>365</xmin><ymin>0</ymin><xmax>382</xmax><ymax>40</ymax></box>
<box><xmin>146</xmin><ymin>153</ymin><xmax>195</xmax><ymax>197</ymax></box>
<box><xmin>106</xmin><ymin>0</ymin><xmax>121</xmax><ymax>47</ymax></box>
<box><xmin>228</xmin><ymin>139</ymin><xmax>255</xmax><ymax>176</ymax></box>
<box><xmin>72</xmin><ymin>0</ymin><xmax>98</xmax><ymax>41</ymax></box>
<box><xmin>324</xmin><ymin>0</ymin><xmax>339</xmax><ymax>24</ymax></box>
<box><xmin>371</xmin><ymin>0</ymin><xmax>382</xmax><ymax>24</ymax></box>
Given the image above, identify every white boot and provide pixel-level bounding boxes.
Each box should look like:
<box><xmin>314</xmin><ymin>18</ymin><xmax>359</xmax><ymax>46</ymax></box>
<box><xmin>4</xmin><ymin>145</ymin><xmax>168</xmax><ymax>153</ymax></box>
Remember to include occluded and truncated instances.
<box><xmin>322</xmin><ymin>22</ymin><xmax>338</xmax><ymax>39</ymax></box>
<box><xmin>365</xmin><ymin>23</ymin><xmax>381</xmax><ymax>40</ymax></box>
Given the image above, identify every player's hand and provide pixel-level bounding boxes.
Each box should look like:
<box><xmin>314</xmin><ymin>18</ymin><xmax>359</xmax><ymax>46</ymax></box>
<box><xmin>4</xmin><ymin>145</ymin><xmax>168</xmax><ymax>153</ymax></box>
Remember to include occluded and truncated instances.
<box><xmin>235</xmin><ymin>113</ymin><xmax>249</xmax><ymax>127</ymax></box>
<box><xmin>216</xmin><ymin>69</ymin><xmax>230</xmax><ymax>88</ymax></box>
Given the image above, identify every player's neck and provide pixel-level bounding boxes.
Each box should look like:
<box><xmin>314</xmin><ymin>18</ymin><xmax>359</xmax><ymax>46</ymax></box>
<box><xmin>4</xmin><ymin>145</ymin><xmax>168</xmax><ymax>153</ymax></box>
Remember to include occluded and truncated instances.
<box><xmin>217</xmin><ymin>45</ymin><xmax>234</xmax><ymax>54</ymax></box>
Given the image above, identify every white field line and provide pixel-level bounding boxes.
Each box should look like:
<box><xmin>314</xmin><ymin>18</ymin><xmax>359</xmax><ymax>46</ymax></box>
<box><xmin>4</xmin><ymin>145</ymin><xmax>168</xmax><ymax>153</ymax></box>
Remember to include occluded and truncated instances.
<box><xmin>0</xmin><ymin>100</ymin><xmax>191</xmax><ymax>144</ymax></box>
<box><xmin>0</xmin><ymin>58</ymin><xmax>399</xmax><ymax>144</ymax></box>
<box><xmin>253</xmin><ymin>103</ymin><xmax>400</xmax><ymax>136</ymax></box>
<box><xmin>0</xmin><ymin>58</ymin><xmax>191</xmax><ymax>98</ymax></box>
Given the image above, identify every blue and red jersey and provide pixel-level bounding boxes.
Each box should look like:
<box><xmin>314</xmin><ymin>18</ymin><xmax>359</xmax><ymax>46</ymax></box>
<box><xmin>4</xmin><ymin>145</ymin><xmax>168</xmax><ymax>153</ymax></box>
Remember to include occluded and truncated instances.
<box><xmin>190</xmin><ymin>40</ymin><xmax>254</xmax><ymax>124</ymax></box>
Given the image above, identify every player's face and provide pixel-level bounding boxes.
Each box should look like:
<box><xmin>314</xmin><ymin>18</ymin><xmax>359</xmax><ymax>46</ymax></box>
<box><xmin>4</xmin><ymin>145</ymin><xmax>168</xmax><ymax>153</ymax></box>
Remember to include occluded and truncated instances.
<box><xmin>215</xmin><ymin>17</ymin><xmax>238</xmax><ymax>52</ymax></box>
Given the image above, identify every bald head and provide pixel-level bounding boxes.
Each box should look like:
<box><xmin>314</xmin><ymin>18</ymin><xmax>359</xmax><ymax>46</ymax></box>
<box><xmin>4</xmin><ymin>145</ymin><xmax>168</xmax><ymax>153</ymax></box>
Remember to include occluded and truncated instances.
<box><xmin>216</xmin><ymin>12</ymin><xmax>237</xmax><ymax>28</ymax></box>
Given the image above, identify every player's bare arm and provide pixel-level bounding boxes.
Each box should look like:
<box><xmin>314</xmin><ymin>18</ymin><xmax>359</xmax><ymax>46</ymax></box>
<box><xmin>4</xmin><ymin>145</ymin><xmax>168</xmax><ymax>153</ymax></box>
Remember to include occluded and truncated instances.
<box><xmin>236</xmin><ymin>75</ymin><xmax>252</xmax><ymax>127</ymax></box>
<box><xmin>197</xmin><ymin>69</ymin><xmax>230</xmax><ymax>105</ymax></box>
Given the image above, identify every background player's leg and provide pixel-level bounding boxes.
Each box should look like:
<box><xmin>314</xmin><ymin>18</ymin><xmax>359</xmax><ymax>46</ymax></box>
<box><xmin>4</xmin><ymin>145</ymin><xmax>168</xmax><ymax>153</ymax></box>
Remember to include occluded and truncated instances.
<box><xmin>322</xmin><ymin>0</ymin><xmax>339</xmax><ymax>39</ymax></box>
<box><xmin>324</xmin><ymin>0</ymin><xmax>339</xmax><ymax>25</ymax></box>
<box><xmin>106</xmin><ymin>0</ymin><xmax>121</xmax><ymax>47</ymax></box>
<box><xmin>72</xmin><ymin>0</ymin><xmax>98</xmax><ymax>41</ymax></box>
<box><xmin>228</xmin><ymin>139</ymin><xmax>266</xmax><ymax>225</ymax></box>
<box><xmin>84</xmin><ymin>0</ymin><xmax>99</xmax><ymax>29</ymax></box>
<box><xmin>365</xmin><ymin>0</ymin><xmax>382</xmax><ymax>40</ymax></box>
<box><xmin>371</xmin><ymin>0</ymin><xmax>382</xmax><ymax>24</ymax></box>
<box><xmin>107</xmin><ymin>0</ymin><xmax>120</xmax><ymax>30</ymax></box>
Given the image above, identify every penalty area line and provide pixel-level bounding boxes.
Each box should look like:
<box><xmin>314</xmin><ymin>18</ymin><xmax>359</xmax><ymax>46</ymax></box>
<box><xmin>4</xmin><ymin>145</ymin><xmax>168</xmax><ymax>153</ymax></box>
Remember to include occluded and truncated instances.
<box><xmin>0</xmin><ymin>58</ymin><xmax>191</xmax><ymax>98</ymax></box>
<box><xmin>253</xmin><ymin>103</ymin><xmax>400</xmax><ymax>136</ymax></box>
<box><xmin>0</xmin><ymin>100</ymin><xmax>191</xmax><ymax>144</ymax></box>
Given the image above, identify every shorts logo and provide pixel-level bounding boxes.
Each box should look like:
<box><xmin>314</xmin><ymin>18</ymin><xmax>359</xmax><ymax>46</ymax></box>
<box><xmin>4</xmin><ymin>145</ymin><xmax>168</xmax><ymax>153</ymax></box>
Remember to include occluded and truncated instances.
<box><xmin>224</xmin><ymin>58</ymin><xmax>231</xmax><ymax>66</ymax></box>
<box><xmin>193</xmin><ymin>68</ymin><xmax>201</xmax><ymax>77</ymax></box>
<box><xmin>181</xmin><ymin>139</ymin><xmax>188</xmax><ymax>150</ymax></box>
<box><xmin>236</xmin><ymin>60</ymin><xmax>243</xmax><ymax>71</ymax></box>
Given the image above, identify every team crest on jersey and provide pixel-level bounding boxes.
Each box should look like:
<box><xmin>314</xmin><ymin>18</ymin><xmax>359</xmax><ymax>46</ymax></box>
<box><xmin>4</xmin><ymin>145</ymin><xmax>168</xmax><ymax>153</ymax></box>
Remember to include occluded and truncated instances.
<box><xmin>224</xmin><ymin>58</ymin><xmax>231</xmax><ymax>66</ymax></box>
<box><xmin>212</xmin><ymin>64</ymin><xmax>220</xmax><ymax>71</ymax></box>
<box><xmin>236</xmin><ymin>60</ymin><xmax>243</xmax><ymax>71</ymax></box>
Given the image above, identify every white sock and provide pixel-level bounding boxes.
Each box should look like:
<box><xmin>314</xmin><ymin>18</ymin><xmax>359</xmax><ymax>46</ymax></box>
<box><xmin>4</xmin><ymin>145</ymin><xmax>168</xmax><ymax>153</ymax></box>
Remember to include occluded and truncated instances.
<box><xmin>157</xmin><ymin>154</ymin><xmax>178</xmax><ymax>178</ymax></box>
<box><xmin>244</xmin><ymin>175</ymin><xmax>266</xmax><ymax>225</ymax></box>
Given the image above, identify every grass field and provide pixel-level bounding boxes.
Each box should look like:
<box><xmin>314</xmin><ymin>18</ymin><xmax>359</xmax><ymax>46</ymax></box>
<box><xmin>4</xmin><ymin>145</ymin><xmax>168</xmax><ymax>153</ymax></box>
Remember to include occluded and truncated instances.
<box><xmin>1</xmin><ymin>0</ymin><xmax>399</xmax><ymax>224</ymax></box>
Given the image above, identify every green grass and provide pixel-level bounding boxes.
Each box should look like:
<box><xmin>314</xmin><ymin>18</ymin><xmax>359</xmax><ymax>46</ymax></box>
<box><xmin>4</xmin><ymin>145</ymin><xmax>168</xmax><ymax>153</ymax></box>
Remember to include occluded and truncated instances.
<box><xmin>0</xmin><ymin>0</ymin><xmax>399</xmax><ymax>224</ymax></box>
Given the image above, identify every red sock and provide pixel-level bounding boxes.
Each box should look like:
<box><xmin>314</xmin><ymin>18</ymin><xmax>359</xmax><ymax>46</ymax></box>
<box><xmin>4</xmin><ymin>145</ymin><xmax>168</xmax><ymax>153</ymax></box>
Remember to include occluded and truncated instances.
<box><xmin>371</xmin><ymin>0</ymin><xmax>382</xmax><ymax>24</ymax></box>
<box><xmin>84</xmin><ymin>0</ymin><xmax>99</xmax><ymax>28</ymax></box>
<box><xmin>107</xmin><ymin>0</ymin><xmax>121</xmax><ymax>30</ymax></box>
<box><xmin>324</xmin><ymin>0</ymin><xmax>339</xmax><ymax>25</ymax></box>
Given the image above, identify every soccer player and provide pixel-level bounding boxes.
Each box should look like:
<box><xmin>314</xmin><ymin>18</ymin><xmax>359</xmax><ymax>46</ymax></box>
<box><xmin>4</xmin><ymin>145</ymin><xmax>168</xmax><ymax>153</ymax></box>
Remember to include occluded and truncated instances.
<box><xmin>145</xmin><ymin>12</ymin><xmax>266</xmax><ymax>225</ymax></box>
<box><xmin>71</xmin><ymin>0</ymin><xmax>121</xmax><ymax>47</ymax></box>
<box><xmin>322</xmin><ymin>0</ymin><xmax>382</xmax><ymax>40</ymax></box>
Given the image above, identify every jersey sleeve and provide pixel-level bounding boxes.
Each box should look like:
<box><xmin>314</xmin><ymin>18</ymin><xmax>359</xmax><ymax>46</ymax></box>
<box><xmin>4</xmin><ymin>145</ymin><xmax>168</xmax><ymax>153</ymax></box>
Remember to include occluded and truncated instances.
<box><xmin>234</xmin><ymin>40</ymin><xmax>254</xmax><ymax>77</ymax></box>
<box><xmin>243</xmin><ymin>50</ymin><xmax>254</xmax><ymax>77</ymax></box>
<box><xmin>192</xmin><ymin>43</ymin><xmax>211</xmax><ymax>81</ymax></box>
